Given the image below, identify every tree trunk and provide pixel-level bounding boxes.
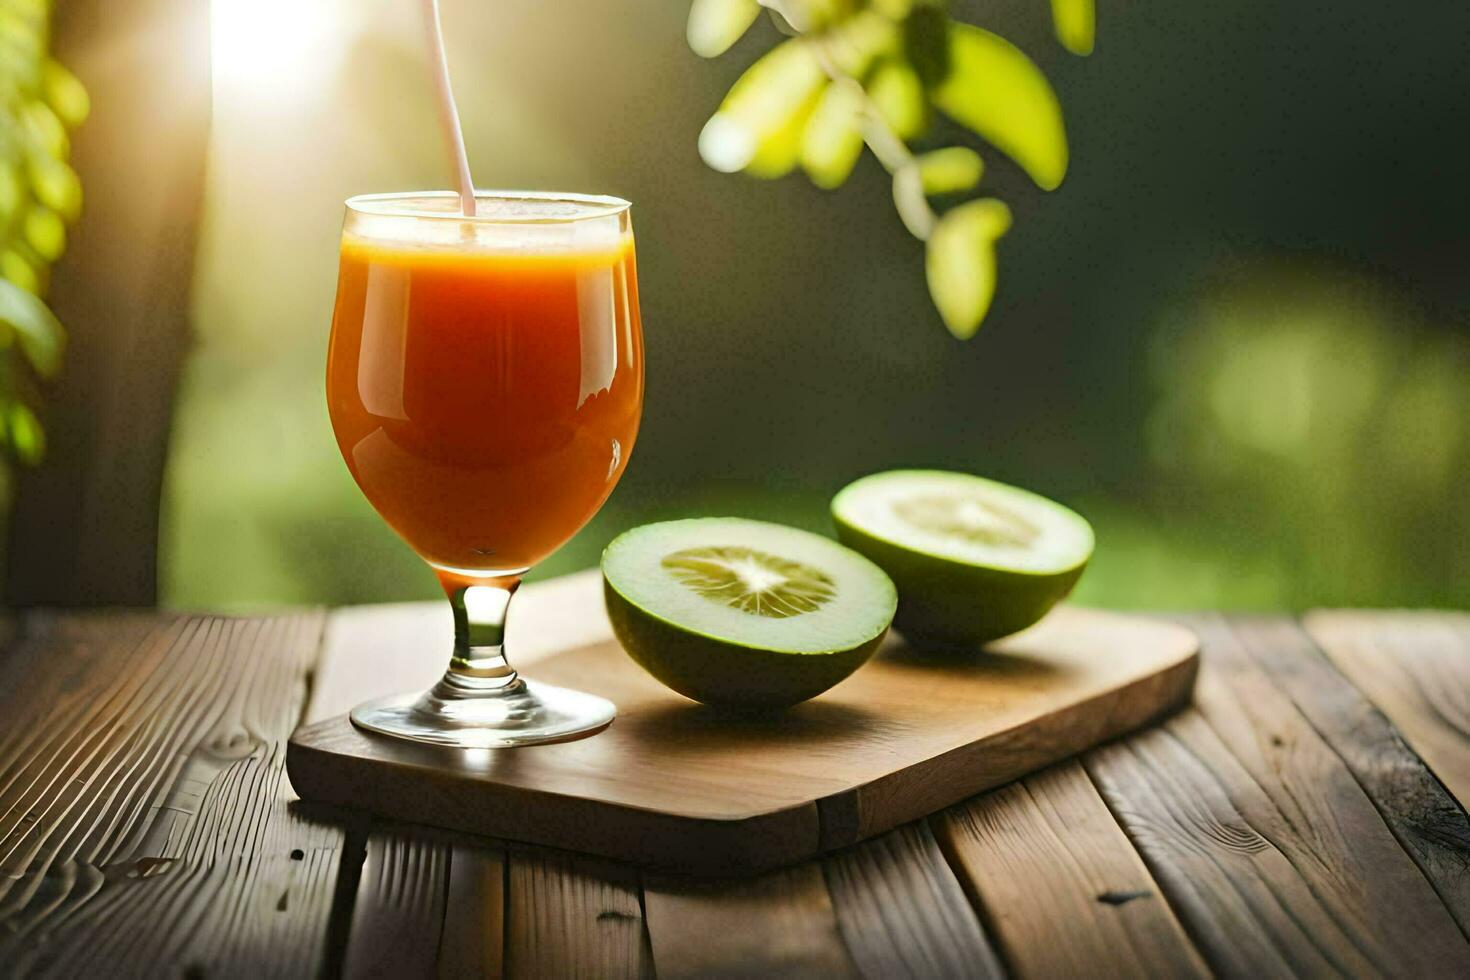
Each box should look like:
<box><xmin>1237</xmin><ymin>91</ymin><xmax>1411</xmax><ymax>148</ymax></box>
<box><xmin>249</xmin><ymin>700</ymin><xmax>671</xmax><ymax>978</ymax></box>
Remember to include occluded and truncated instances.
<box><xmin>3</xmin><ymin>0</ymin><xmax>211</xmax><ymax>606</ymax></box>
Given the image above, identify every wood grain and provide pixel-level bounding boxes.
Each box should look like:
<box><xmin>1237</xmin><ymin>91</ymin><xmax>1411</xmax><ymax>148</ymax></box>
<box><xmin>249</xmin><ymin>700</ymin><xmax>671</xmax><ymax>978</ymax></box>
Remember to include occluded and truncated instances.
<box><xmin>1088</xmin><ymin>681</ymin><xmax>1469</xmax><ymax>976</ymax></box>
<box><xmin>1224</xmin><ymin>615</ymin><xmax>1470</xmax><ymax>936</ymax></box>
<box><xmin>1182</xmin><ymin>615</ymin><xmax>1468</xmax><ymax>963</ymax></box>
<box><xmin>289</xmin><ymin>605</ymin><xmax>1198</xmax><ymax>874</ymax></box>
<box><xmin>824</xmin><ymin>822</ymin><xmax>1003</xmax><ymax>979</ymax></box>
<box><xmin>1305</xmin><ymin>610</ymin><xmax>1470</xmax><ymax>811</ymax></box>
<box><xmin>340</xmin><ymin>829</ymin><xmax>449</xmax><ymax>980</ymax></box>
<box><xmin>645</xmin><ymin>864</ymin><xmax>857</xmax><ymax>978</ymax></box>
<box><xmin>505</xmin><ymin>848</ymin><xmax>651</xmax><ymax>979</ymax></box>
<box><xmin>4</xmin><ymin>0</ymin><xmax>211</xmax><ymax>606</ymax></box>
<box><xmin>0</xmin><ymin>611</ymin><xmax>341</xmax><ymax>977</ymax></box>
<box><xmin>935</xmin><ymin>760</ymin><xmax>1207</xmax><ymax>979</ymax></box>
<box><xmin>5</xmin><ymin>590</ymin><xmax>1468</xmax><ymax>977</ymax></box>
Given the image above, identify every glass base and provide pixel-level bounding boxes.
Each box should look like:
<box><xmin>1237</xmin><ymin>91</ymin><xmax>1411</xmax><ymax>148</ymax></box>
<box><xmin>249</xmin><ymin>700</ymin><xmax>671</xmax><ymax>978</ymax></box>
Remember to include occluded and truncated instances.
<box><xmin>350</xmin><ymin>675</ymin><xmax>616</xmax><ymax>748</ymax></box>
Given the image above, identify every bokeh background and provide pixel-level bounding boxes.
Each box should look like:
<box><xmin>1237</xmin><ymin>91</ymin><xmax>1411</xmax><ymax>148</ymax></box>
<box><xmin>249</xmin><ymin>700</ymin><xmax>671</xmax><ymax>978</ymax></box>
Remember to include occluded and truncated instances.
<box><xmin>161</xmin><ymin>0</ymin><xmax>1470</xmax><ymax>611</ymax></box>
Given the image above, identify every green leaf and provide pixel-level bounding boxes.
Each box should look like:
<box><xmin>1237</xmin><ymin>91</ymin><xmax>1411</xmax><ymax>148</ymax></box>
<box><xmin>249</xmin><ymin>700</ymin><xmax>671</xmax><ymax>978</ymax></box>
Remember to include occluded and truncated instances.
<box><xmin>42</xmin><ymin>59</ymin><xmax>89</xmax><ymax>126</ymax></box>
<box><xmin>4</xmin><ymin>0</ymin><xmax>48</xmax><ymax>26</ymax></box>
<box><xmin>0</xmin><ymin>162</ymin><xmax>24</xmax><ymax>227</ymax></box>
<box><xmin>699</xmin><ymin>39</ymin><xmax>826</xmax><ymax>175</ymax></box>
<box><xmin>787</xmin><ymin>0</ymin><xmax>862</xmax><ymax>33</ymax></box>
<box><xmin>0</xmin><ymin>249</ymin><xmax>40</xmax><ymax>295</ymax></box>
<box><xmin>745</xmin><ymin>85</ymin><xmax>824</xmax><ymax>178</ymax></box>
<box><xmin>28</xmin><ymin>156</ymin><xmax>80</xmax><ymax>221</ymax></box>
<box><xmin>8</xmin><ymin>400</ymin><xmax>42</xmax><ymax>464</ymax></box>
<box><xmin>925</xmin><ymin>198</ymin><xmax>1011</xmax><ymax>339</ymax></box>
<box><xmin>866</xmin><ymin>59</ymin><xmax>927</xmax><ymax>140</ymax></box>
<box><xmin>872</xmin><ymin>0</ymin><xmax>915</xmax><ymax>19</ymax></box>
<box><xmin>764</xmin><ymin>5</ymin><xmax>800</xmax><ymax>36</ymax></box>
<box><xmin>933</xmin><ymin>23</ymin><xmax>1068</xmax><ymax>190</ymax></box>
<box><xmin>1050</xmin><ymin>0</ymin><xmax>1095</xmax><ymax>56</ymax></box>
<box><xmin>826</xmin><ymin>11</ymin><xmax>901</xmax><ymax>77</ymax></box>
<box><xmin>0</xmin><ymin>276</ymin><xmax>63</xmax><ymax>376</ymax></box>
<box><xmin>21</xmin><ymin>101</ymin><xmax>67</xmax><ymax>159</ymax></box>
<box><xmin>801</xmin><ymin>81</ymin><xmax>865</xmax><ymax>189</ymax></box>
<box><xmin>917</xmin><ymin>146</ymin><xmax>984</xmax><ymax>195</ymax></box>
<box><xmin>687</xmin><ymin>0</ymin><xmax>761</xmax><ymax>59</ymax></box>
<box><xmin>0</xmin><ymin>10</ymin><xmax>42</xmax><ymax>53</ymax></box>
<box><xmin>24</xmin><ymin>205</ymin><xmax>64</xmax><ymax>261</ymax></box>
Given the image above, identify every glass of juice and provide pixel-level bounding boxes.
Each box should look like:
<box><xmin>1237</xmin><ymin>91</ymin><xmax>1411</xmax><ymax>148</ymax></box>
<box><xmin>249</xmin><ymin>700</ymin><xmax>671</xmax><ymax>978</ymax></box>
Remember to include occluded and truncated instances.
<box><xmin>326</xmin><ymin>191</ymin><xmax>642</xmax><ymax>747</ymax></box>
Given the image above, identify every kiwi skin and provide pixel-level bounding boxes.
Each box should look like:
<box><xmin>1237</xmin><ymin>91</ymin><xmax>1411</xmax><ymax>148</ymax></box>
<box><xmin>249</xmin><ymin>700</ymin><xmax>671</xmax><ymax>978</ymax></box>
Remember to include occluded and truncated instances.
<box><xmin>833</xmin><ymin>518</ymin><xmax>1087</xmax><ymax>651</ymax></box>
<box><xmin>603</xmin><ymin>577</ymin><xmax>888</xmax><ymax>710</ymax></box>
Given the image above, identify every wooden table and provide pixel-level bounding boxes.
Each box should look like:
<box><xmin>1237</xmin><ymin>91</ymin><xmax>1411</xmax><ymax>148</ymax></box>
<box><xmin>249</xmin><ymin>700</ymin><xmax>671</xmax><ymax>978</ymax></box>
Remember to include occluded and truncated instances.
<box><xmin>2</xmin><ymin>572</ymin><xmax>1468</xmax><ymax>978</ymax></box>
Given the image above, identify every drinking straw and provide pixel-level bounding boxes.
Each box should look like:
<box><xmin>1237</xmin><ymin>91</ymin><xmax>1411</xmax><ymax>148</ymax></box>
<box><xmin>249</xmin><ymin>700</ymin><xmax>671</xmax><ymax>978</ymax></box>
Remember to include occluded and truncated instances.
<box><xmin>420</xmin><ymin>0</ymin><xmax>477</xmax><ymax>217</ymax></box>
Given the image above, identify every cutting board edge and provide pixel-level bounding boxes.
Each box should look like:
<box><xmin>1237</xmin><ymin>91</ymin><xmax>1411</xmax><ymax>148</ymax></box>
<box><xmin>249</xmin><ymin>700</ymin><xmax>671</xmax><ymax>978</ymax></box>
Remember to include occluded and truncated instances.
<box><xmin>287</xmin><ymin>714</ymin><xmax>842</xmax><ymax>823</ymax></box>
<box><xmin>285</xmin><ymin>722</ymin><xmax>825</xmax><ymax>876</ymax></box>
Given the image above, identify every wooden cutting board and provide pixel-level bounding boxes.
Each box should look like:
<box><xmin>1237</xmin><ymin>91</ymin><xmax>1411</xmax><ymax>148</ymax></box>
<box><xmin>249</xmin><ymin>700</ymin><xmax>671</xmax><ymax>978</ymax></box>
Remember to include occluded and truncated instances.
<box><xmin>289</xmin><ymin>583</ymin><xmax>1197</xmax><ymax>877</ymax></box>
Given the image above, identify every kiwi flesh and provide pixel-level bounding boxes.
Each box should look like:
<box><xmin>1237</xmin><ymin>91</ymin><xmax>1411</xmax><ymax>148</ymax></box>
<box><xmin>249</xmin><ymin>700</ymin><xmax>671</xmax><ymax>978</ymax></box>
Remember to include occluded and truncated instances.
<box><xmin>832</xmin><ymin>470</ymin><xmax>1093</xmax><ymax>649</ymax></box>
<box><xmin>601</xmin><ymin>518</ymin><xmax>897</xmax><ymax>708</ymax></box>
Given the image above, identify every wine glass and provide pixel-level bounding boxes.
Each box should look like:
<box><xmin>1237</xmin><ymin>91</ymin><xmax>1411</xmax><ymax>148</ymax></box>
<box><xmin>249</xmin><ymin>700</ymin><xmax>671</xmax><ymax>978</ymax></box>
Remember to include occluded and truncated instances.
<box><xmin>325</xmin><ymin>191</ymin><xmax>642</xmax><ymax>747</ymax></box>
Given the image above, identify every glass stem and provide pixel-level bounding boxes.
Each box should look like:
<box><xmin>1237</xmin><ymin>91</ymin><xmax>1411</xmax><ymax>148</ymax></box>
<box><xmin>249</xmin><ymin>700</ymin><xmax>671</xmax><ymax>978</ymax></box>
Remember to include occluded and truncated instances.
<box><xmin>442</xmin><ymin>578</ymin><xmax>522</xmax><ymax>695</ymax></box>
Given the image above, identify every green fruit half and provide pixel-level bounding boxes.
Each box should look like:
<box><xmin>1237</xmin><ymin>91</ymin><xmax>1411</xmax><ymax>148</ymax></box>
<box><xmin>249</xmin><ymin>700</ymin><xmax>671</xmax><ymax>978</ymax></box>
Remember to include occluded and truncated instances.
<box><xmin>832</xmin><ymin>470</ymin><xmax>1093</xmax><ymax>649</ymax></box>
<box><xmin>602</xmin><ymin>518</ymin><xmax>897</xmax><ymax>708</ymax></box>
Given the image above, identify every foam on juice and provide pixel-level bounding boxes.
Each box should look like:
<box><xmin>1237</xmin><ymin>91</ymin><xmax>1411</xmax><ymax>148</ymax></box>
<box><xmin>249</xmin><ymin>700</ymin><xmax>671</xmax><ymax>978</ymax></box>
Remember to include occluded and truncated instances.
<box><xmin>342</xmin><ymin>193</ymin><xmax>632</xmax><ymax>257</ymax></box>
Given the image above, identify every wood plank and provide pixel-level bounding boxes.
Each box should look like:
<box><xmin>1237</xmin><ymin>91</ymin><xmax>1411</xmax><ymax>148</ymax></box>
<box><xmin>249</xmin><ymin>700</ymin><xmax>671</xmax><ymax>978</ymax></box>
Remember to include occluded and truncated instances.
<box><xmin>336</xmin><ymin>833</ymin><xmax>644</xmax><ymax>979</ymax></box>
<box><xmin>1305</xmin><ymin>610</ymin><xmax>1470</xmax><ymax>810</ymax></box>
<box><xmin>0</xmin><ymin>611</ymin><xmax>341</xmax><ymax>977</ymax></box>
<box><xmin>505</xmin><ymin>847</ymin><xmax>651</xmax><ymax>978</ymax></box>
<box><xmin>644</xmin><ymin>864</ymin><xmax>857</xmax><ymax>979</ymax></box>
<box><xmin>1181</xmin><ymin>615</ymin><xmax>1467</xmax><ymax>960</ymax></box>
<box><xmin>437</xmin><ymin>843</ymin><xmax>505</xmax><ymax>979</ymax></box>
<box><xmin>340</xmin><ymin>829</ymin><xmax>449</xmax><ymax>980</ymax></box>
<box><xmin>823</xmin><ymin>822</ymin><xmax>1003</xmax><ymax>980</ymax></box>
<box><xmin>306</xmin><ymin>576</ymin><xmax>606</xmax><ymax>980</ymax></box>
<box><xmin>934</xmin><ymin>761</ymin><xmax>1207</xmax><ymax>979</ymax></box>
<box><xmin>1087</xmin><ymin>667</ymin><xmax>1469</xmax><ymax>976</ymax></box>
<box><xmin>289</xmin><ymin>605</ymin><xmax>1198</xmax><ymax>874</ymax></box>
<box><xmin>304</xmin><ymin>603</ymin><xmax>446</xmax><ymax>726</ymax></box>
<box><xmin>1227</xmin><ymin>615</ymin><xmax>1470</xmax><ymax>936</ymax></box>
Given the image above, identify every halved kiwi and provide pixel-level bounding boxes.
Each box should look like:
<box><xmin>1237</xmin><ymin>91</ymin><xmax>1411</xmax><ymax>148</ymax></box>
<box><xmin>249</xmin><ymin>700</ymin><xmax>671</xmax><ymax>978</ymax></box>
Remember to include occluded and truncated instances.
<box><xmin>832</xmin><ymin>470</ymin><xmax>1093</xmax><ymax>649</ymax></box>
<box><xmin>601</xmin><ymin>518</ymin><xmax>897</xmax><ymax>708</ymax></box>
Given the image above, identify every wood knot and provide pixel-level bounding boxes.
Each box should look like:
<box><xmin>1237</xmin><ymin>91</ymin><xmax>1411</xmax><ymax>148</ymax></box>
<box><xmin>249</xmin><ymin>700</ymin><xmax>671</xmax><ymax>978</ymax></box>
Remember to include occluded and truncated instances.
<box><xmin>1097</xmin><ymin>889</ymin><xmax>1151</xmax><ymax>906</ymax></box>
<box><xmin>206</xmin><ymin>731</ymin><xmax>262</xmax><ymax>760</ymax></box>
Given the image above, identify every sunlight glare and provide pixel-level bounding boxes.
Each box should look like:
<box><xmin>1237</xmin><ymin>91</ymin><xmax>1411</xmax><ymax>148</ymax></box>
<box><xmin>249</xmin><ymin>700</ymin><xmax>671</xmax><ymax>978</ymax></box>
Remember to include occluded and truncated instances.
<box><xmin>210</xmin><ymin>0</ymin><xmax>351</xmax><ymax>100</ymax></box>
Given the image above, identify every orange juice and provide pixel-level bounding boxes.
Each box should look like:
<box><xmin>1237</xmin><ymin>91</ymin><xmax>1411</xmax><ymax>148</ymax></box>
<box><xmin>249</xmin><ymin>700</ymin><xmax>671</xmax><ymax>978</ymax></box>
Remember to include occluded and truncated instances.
<box><xmin>326</xmin><ymin>225</ymin><xmax>642</xmax><ymax>577</ymax></box>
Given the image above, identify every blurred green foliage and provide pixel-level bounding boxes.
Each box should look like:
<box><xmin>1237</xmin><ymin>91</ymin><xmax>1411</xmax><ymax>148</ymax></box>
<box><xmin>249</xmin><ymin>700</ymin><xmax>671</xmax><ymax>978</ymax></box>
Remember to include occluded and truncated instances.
<box><xmin>0</xmin><ymin>0</ymin><xmax>85</xmax><ymax>501</ymax></box>
<box><xmin>163</xmin><ymin>0</ymin><xmax>1470</xmax><ymax>614</ymax></box>
<box><xmin>1138</xmin><ymin>266</ymin><xmax>1470</xmax><ymax>608</ymax></box>
<box><xmin>690</xmin><ymin>0</ymin><xmax>1090</xmax><ymax>338</ymax></box>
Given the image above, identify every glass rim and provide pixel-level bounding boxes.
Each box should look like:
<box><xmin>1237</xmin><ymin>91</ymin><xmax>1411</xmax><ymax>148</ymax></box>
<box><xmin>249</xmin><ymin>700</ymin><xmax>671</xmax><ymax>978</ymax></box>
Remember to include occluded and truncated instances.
<box><xmin>345</xmin><ymin>190</ymin><xmax>631</xmax><ymax>224</ymax></box>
